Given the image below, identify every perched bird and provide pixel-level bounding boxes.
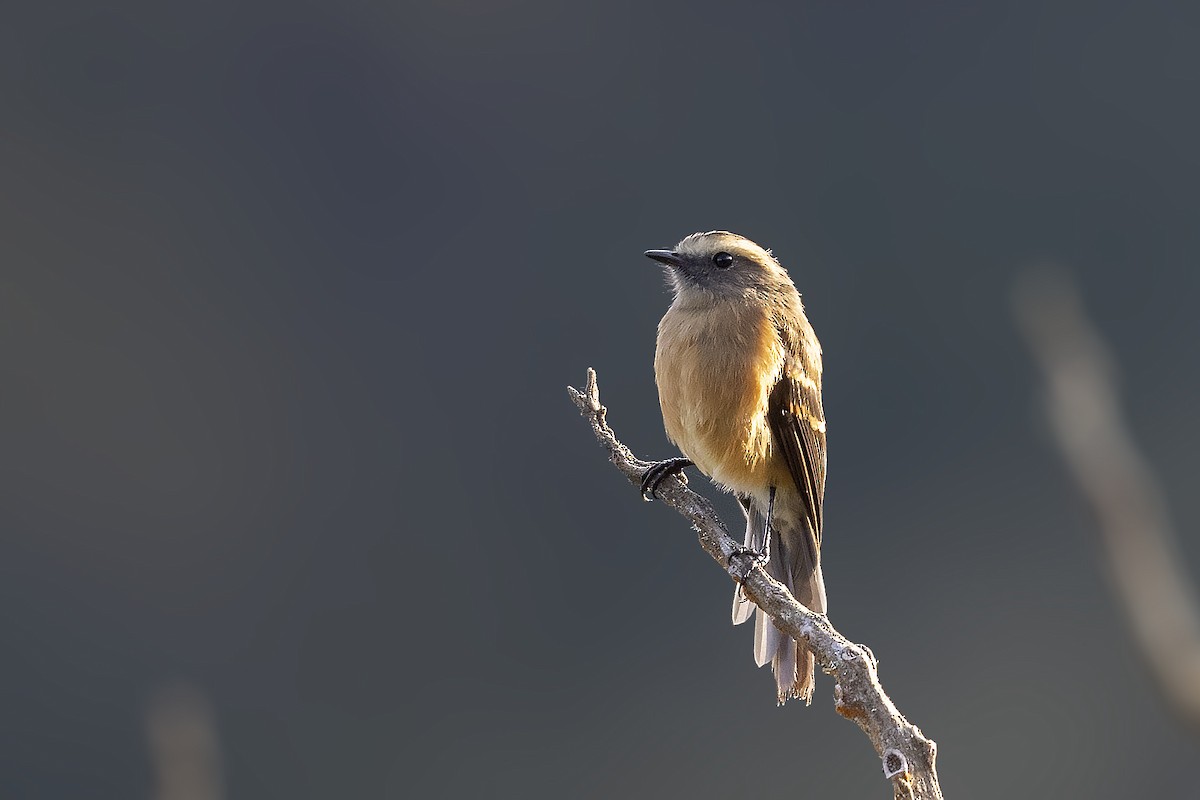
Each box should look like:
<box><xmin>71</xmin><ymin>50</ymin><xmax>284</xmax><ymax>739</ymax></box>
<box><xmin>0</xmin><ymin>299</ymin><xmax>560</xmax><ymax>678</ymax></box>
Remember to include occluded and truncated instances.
<box><xmin>643</xmin><ymin>231</ymin><xmax>828</xmax><ymax>705</ymax></box>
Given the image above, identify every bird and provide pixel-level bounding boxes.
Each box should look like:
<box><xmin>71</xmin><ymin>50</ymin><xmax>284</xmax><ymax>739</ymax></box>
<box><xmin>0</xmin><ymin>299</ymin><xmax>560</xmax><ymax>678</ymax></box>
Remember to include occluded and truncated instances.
<box><xmin>642</xmin><ymin>231</ymin><xmax>827</xmax><ymax>705</ymax></box>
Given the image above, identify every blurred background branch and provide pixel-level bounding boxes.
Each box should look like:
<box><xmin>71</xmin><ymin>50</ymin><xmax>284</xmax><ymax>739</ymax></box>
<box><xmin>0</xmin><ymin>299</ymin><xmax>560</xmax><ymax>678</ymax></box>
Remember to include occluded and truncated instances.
<box><xmin>145</xmin><ymin>683</ymin><xmax>224</xmax><ymax>800</ymax></box>
<box><xmin>1015</xmin><ymin>268</ymin><xmax>1200</xmax><ymax>728</ymax></box>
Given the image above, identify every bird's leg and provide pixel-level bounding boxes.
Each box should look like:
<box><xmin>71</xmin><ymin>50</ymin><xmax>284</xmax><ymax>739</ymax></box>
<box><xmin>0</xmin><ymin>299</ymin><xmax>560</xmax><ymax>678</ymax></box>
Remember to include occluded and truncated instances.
<box><xmin>760</xmin><ymin>485</ymin><xmax>776</xmax><ymax>565</ymax></box>
<box><xmin>640</xmin><ymin>457</ymin><xmax>694</xmax><ymax>500</ymax></box>
<box><xmin>732</xmin><ymin>486</ymin><xmax>775</xmax><ymax>582</ymax></box>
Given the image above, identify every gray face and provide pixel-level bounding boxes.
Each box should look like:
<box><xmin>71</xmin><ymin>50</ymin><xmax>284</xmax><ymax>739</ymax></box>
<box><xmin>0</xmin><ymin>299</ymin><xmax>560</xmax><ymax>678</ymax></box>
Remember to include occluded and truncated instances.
<box><xmin>645</xmin><ymin>230</ymin><xmax>796</xmax><ymax>299</ymax></box>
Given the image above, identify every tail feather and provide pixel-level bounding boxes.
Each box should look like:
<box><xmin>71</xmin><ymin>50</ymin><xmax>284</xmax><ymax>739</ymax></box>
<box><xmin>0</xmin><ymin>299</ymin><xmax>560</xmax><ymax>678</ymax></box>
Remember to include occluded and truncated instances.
<box><xmin>730</xmin><ymin>498</ymin><xmax>826</xmax><ymax>705</ymax></box>
<box><xmin>731</xmin><ymin>500</ymin><xmax>766</xmax><ymax>626</ymax></box>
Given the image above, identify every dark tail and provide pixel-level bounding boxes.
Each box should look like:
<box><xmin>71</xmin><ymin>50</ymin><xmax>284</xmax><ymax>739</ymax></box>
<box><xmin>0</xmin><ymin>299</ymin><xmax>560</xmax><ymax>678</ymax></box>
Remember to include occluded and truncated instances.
<box><xmin>732</xmin><ymin>501</ymin><xmax>826</xmax><ymax>705</ymax></box>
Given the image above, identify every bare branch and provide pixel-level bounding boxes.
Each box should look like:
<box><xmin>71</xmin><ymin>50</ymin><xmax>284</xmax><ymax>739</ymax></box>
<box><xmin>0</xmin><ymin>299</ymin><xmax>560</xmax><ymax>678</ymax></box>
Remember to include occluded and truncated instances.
<box><xmin>1014</xmin><ymin>268</ymin><xmax>1200</xmax><ymax>727</ymax></box>
<box><xmin>569</xmin><ymin>368</ymin><xmax>944</xmax><ymax>800</ymax></box>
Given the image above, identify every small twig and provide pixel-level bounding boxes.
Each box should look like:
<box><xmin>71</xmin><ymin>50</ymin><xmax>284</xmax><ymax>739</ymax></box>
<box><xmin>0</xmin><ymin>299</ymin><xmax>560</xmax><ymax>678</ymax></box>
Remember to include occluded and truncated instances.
<box><xmin>569</xmin><ymin>368</ymin><xmax>944</xmax><ymax>800</ymax></box>
<box><xmin>1015</xmin><ymin>268</ymin><xmax>1200</xmax><ymax>727</ymax></box>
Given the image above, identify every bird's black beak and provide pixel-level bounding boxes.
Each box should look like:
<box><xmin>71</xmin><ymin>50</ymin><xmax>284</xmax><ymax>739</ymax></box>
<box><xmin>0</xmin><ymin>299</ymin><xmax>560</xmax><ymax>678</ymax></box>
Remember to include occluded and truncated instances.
<box><xmin>644</xmin><ymin>249</ymin><xmax>684</xmax><ymax>268</ymax></box>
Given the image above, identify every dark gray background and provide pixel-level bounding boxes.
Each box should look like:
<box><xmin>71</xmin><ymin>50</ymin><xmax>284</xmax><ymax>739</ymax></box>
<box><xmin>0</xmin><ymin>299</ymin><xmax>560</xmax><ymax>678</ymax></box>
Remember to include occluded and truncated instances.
<box><xmin>3</xmin><ymin>1</ymin><xmax>1199</xmax><ymax>797</ymax></box>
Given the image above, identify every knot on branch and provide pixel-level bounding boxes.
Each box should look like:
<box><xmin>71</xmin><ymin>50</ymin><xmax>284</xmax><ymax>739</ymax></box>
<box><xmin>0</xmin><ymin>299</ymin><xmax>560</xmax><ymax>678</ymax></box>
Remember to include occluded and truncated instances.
<box><xmin>883</xmin><ymin>748</ymin><xmax>916</xmax><ymax>800</ymax></box>
<box><xmin>882</xmin><ymin>748</ymin><xmax>909</xmax><ymax>779</ymax></box>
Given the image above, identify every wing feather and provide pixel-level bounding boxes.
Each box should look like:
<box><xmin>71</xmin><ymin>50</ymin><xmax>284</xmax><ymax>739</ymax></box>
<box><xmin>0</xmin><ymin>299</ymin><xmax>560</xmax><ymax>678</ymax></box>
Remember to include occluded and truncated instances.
<box><xmin>766</xmin><ymin>327</ymin><xmax>826</xmax><ymax>545</ymax></box>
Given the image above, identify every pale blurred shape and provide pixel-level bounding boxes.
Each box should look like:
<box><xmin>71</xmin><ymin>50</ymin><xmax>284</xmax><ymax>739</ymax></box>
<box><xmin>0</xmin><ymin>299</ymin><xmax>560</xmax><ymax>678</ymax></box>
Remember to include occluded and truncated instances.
<box><xmin>146</xmin><ymin>682</ymin><xmax>224</xmax><ymax>800</ymax></box>
<box><xmin>1015</xmin><ymin>267</ymin><xmax>1200</xmax><ymax>728</ymax></box>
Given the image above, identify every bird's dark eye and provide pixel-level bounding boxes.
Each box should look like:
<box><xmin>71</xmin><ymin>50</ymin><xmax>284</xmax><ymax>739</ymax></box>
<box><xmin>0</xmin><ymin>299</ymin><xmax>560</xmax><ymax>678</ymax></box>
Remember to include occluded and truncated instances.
<box><xmin>713</xmin><ymin>252</ymin><xmax>734</xmax><ymax>269</ymax></box>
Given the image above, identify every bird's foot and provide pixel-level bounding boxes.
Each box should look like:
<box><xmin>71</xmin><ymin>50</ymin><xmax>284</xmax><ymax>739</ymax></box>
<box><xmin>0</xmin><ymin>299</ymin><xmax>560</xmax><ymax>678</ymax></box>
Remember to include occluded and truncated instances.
<box><xmin>727</xmin><ymin>543</ymin><xmax>771</xmax><ymax>583</ymax></box>
<box><xmin>729</xmin><ymin>544</ymin><xmax>771</xmax><ymax>569</ymax></box>
<box><xmin>640</xmin><ymin>458</ymin><xmax>694</xmax><ymax>500</ymax></box>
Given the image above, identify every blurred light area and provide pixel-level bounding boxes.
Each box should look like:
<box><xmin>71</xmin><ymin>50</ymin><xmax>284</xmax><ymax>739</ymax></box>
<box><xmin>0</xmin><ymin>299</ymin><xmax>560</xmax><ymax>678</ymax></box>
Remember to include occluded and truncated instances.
<box><xmin>146</xmin><ymin>682</ymin><xmax>223</xmax><ymax>800</ymax></box>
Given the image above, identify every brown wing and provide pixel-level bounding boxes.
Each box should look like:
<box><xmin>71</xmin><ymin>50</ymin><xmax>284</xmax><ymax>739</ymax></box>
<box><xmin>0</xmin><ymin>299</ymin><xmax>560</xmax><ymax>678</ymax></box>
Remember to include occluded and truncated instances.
<box><xmin>766</xmin><ymin>345</ymin><xmax>826</xmax><ymax>545</ymax></box>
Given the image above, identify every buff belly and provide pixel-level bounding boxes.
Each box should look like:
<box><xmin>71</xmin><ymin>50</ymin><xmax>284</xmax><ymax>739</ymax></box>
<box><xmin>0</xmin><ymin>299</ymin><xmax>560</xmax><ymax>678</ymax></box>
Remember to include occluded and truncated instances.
<box><xmin>654</xmin><ymin>300</ymin><xmax>790</xmax><ymax>501</ymax></box>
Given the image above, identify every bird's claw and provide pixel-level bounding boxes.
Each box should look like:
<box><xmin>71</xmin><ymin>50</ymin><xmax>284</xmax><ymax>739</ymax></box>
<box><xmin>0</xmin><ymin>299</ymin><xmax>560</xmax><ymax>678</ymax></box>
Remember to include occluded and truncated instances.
<box><xmin>640</xmin><ymin>458</ymin><xmax>694</xmax><ymax>500</ymax></box>
<box><xmin>729</xmin><ymin>545</ymin><xmax>771</xmax><ymax>569</ymax></box>
<box><xmin>728</xmin><ymin>545</ymin><xmax>771</xmax><ymax>583</ymax></box>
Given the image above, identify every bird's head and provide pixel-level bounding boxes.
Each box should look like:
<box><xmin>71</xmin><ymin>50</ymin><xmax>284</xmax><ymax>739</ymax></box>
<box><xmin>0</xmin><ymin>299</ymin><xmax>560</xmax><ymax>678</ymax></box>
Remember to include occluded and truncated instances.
<box><xmin>645</xmin><ymin>231</ymin><xmax>796</xmax><ymax>304</ymax></box>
